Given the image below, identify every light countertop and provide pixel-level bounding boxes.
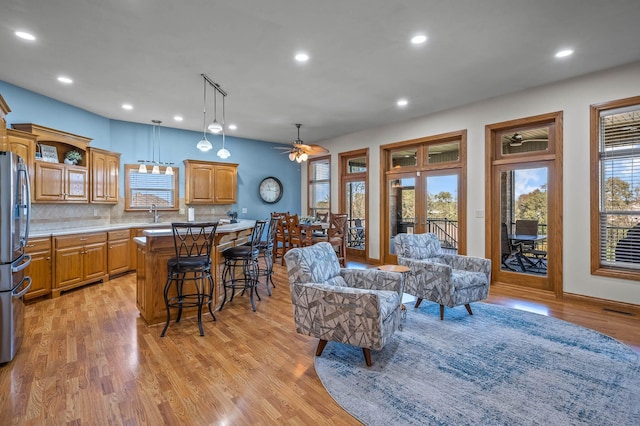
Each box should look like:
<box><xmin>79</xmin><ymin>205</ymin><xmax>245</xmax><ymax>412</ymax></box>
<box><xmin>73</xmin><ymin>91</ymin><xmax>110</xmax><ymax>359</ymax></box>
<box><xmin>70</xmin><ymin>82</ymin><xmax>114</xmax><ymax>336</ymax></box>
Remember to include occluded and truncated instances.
<box><xmin>29</xmin><ymin>220</ymin><xmax>255</xmax><ymax>239</ymax></box>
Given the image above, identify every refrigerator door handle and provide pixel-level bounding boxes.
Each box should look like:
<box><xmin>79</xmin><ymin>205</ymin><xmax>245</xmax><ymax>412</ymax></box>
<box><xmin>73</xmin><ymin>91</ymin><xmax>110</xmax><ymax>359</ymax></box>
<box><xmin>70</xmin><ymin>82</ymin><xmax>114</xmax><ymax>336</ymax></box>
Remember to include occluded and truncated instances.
<box><xmin>12</xmin><ymin>276</ymin><xmax>32</xmax><ymax>298</ymax></box>
<box><xmin>18</xmin><ymin>163</ymin><xmax>31</xmax><ymax>247</ymax></box>
<box><xmin>11</xmin><ymin>254</ymin><xmax>31</xmax><ymax>273</ymax></box>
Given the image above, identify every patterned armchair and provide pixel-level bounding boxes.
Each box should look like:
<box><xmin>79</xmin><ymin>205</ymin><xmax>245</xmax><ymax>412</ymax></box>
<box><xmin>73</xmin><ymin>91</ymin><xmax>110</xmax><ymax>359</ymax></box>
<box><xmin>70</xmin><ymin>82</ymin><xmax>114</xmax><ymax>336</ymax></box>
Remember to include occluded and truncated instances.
<box><xmin>284</xmin><ymin>242</ymin><xmax>403</xmax><ymax>366</ymax></box>
<box><xmin>394</xmin><ymin>233</ymin><xmax>491</xmax><ymax>320</ymax></box>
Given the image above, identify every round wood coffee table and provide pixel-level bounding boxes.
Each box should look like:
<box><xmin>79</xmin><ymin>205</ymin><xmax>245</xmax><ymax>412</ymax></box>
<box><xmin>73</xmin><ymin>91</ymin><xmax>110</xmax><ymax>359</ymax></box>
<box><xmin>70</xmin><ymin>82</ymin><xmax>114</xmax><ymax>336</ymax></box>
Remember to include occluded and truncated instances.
<box><xmin>377</xmin><ymin>264</ymin><xmax>410</xmax><ymax>322</ymax></box>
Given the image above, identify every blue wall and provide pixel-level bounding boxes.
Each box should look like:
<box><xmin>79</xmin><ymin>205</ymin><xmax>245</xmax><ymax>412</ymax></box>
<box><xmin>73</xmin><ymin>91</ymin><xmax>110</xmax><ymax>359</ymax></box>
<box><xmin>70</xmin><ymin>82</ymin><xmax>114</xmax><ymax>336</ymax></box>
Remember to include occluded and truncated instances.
<box><xmin>1</xmin><ymin>81</ymin><xmax>301</xmax><ymax>220</ymax></box>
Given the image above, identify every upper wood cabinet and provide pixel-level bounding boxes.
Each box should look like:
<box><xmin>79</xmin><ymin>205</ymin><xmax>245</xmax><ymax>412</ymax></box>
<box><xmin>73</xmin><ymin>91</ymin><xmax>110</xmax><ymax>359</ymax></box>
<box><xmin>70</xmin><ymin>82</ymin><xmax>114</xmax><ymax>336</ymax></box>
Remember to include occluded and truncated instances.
<box><xmin>0</xmin><ymin>95</ymin><xmax>9</xmax><ymax>150</ymax></box>
<box><xmin>184</xmin><ymin>159</ymin><xmax>238</xmax><ymax>204</ymax></box>
<box><xmin>89</xmin><ymin>147</ymin><xmax>120</xmax><ymax>204</ymax></box>
<box><xmin>12</xmin><ymin>123</ymin><xmax>92</xmax><ymax>204</ymax></box>
<box><xmin>6</xmin><ymin>128</ymin><xmax>36</xmax><ymax>196</ymax></box>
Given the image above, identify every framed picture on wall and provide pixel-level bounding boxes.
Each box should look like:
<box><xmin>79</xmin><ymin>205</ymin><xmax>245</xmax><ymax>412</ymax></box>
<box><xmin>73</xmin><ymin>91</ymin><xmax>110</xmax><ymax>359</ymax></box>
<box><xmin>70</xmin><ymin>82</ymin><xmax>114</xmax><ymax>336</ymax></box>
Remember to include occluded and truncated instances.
<box><xmin>39</xmin><ymin>145</ymin><xmax>59</xmax><ymax>163</ymax></box>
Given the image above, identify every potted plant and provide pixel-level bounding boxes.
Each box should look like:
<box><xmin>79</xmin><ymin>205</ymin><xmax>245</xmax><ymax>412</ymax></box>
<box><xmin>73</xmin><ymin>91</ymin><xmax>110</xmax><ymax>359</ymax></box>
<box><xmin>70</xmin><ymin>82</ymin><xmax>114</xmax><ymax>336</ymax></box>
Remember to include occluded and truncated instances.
<box><xmin>65</xmin><ymin>150</ymin><xmax>82</xmax><ymax>165</ymax></box>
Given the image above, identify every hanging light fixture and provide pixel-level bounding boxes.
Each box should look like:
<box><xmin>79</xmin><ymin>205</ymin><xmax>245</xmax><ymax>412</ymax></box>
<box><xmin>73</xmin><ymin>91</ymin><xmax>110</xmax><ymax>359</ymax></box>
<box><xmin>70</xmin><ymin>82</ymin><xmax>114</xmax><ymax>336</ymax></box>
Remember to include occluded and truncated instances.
<box><xmin>290</xmin><ymin>124</ymin><xmax>309</xmax><ymax>163</ymax></box>
<box><xmin>216</xmin><ymin>94</ymin><xmax>230</xmax><ymax>159</ymax></box>
<box><xmin>138</xmin><ymin>120</ymin><xmax>174</xmax><ymax>174</ymax></box>
<box><xmin>196</xmin><ymin>76</ymin><xmax>213</xmax><ymax>152</ymax></box>
<box><xmin>200</xmin><ymin>73</ymin><xmax>230</xmax><ymax>157</ymax></box>
<box><xmin>207</xmin><ymin>83</ymin><xmax>223</xmax><ymax>134</ymax></box>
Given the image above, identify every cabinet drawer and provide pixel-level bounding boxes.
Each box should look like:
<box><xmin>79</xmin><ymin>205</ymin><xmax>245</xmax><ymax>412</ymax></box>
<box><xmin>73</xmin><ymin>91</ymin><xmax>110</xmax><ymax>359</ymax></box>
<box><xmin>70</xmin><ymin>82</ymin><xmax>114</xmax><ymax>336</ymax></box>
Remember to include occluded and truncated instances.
<box><xmin>55</xmin><ymin>232</ymin><xmax>107</xmax><ymax>249</ymax></box>
<box><xmin>25</xmin><ymin>238</ymin><xmax>51</xmax><ymax>252</ymax></box>
<box><xmin>108</xmin><ymin>230</ymin><xmax>130</xmax><ymax>241</ymax></box>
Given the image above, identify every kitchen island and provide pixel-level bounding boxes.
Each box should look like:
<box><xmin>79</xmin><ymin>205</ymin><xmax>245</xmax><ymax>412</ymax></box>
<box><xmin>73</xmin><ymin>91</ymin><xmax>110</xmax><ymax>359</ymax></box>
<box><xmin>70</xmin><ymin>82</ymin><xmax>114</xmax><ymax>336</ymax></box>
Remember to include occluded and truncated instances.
<box><xmin>133</xmin><ymin>220</ymin><xmax>255</xmax><ymax>326</ymax></box>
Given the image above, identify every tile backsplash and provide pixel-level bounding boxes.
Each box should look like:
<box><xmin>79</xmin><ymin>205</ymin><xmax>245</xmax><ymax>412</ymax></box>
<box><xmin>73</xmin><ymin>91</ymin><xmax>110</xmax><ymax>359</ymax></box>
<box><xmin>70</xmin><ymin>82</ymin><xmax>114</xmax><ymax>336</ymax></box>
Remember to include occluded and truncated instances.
<box><xmin>30</xmin><ymin>200</ymin><xmax>232</xmax><ymax>232</ymax></box>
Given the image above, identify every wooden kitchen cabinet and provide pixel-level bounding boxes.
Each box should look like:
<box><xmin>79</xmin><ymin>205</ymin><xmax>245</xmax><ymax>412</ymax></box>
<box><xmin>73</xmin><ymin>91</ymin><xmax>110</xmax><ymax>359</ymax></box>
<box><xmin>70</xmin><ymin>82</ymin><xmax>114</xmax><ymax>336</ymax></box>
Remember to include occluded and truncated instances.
<box><xmin>34</xmin><ymin>161</ymin><xmax>88</xmax><ymax>202</ymax></box>
<box><xmin>12</xmin><ymin>123</ymin><xmax>92</xmax><ymax>204</ymax></box>
<box><xmin>24</xmin><ymin>237</ymin><xmax>52</xmax><ymax>300</ymax></box>
<box><xmin>53</xmin><ymin>232</ymin><xmax>108</xmax><ymax>297</ymax></box>
<box><xmin>6</xmin><ymin>128</ymin><xmax>36</xmax><ymax>187</ymax></box>
<box><xmin>184</xmin><ymin>159</ymin><xmax>238</xmax><ymax>204</ymax></box>
<box><xmin>0</xmin><ymin>95</ymin><xmax>9</xmax><ymax>150</ymax></box>
<box><xmin>89</xmin><ymin>147</ymin><xmax>120</xmax><ymax>204</ymax></box>
<box><xmin>108</xmin><ymin>229</ymin><xmax>130</xmax><ymax>277</ymax></box>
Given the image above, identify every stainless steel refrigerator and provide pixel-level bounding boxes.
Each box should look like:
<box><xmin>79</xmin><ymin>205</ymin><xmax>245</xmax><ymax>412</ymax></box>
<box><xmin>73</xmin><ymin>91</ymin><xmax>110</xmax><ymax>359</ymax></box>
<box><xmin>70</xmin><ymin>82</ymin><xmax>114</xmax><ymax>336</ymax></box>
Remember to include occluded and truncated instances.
<box><xmin>0</xmin><ymin>151</ymin><xmax>31</xmax><ymax>363</ymax></box>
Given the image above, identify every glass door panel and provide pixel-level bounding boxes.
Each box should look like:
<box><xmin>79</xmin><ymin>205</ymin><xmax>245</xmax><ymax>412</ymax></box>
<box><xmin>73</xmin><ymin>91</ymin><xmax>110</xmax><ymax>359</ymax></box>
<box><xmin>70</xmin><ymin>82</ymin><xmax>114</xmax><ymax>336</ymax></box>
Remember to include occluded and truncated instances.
<box><xmin>497</xmin><ymin>165</ymin><xmax>549</xmax><ymax>280</ymax></box>
<box><xmin>388</xmin><ymin>175</ymin><xmax>416</xmax><ymax>256</ymax></box>
<box><xmin>345</xmin><ymin>180</ymin><xmax>366</xmax><ymax>252</ymax></box>
<box><xmin>424</xmin><ymin>174</ymin><xmax>459</xmax><ymax>252</ymax></box>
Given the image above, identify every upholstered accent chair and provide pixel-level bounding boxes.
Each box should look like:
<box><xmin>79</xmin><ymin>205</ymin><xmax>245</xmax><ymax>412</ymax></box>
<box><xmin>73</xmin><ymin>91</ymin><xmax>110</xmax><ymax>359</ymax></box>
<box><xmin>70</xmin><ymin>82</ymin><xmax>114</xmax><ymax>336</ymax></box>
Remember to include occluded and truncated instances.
<box><xmin>284</xmin><ymin>242</ymin><xmax>403</xmax><ymax>366</ymax></box>
<box><xmin>394</xmin><ymin>233</ymin><xmax>491</xmax><ymax>320</ymax></box>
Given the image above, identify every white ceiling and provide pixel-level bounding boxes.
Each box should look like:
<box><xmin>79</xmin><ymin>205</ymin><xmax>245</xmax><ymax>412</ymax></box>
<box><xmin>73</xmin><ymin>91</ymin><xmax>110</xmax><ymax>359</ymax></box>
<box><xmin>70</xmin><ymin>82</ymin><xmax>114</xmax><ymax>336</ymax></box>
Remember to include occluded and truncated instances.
<box><xmin>2</xmin><ymin>0</ymin><xmax>640</xmax><ymax>145</ymax></box>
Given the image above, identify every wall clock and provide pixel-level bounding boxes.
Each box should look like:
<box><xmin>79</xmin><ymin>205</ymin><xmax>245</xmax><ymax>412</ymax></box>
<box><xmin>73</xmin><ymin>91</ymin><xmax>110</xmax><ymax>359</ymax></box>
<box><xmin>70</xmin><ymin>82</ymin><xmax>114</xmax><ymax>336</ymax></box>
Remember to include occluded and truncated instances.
<box><xmin>259</xmin><ymin>176</ymin><xmax>283</xmax><ymax>204</ymax></box>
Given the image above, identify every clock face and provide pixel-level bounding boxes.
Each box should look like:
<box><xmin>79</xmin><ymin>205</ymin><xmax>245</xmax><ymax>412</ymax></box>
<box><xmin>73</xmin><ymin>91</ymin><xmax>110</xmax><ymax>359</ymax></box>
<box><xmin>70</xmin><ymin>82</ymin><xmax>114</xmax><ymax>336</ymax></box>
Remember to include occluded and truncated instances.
<box><xmin>259</xmin><ymin>177</ymin><xmax>283</xmax><ymax>204</ymax></box>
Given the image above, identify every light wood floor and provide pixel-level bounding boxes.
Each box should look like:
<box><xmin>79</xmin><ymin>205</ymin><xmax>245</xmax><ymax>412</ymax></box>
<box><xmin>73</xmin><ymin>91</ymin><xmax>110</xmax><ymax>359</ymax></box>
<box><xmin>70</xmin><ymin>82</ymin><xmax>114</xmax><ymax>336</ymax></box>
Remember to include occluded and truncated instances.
<box><xmin>1</xmin><ymin>262</ymin><xmax>639</xmax><ymax>425</ymax></box>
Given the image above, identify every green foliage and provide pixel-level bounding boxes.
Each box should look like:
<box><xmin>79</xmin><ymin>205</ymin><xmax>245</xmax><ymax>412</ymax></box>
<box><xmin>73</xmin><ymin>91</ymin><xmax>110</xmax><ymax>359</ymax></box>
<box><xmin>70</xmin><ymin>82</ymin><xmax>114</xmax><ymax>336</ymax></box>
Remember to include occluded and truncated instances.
<box><xmin>516</xmin><ymin>187</ymin><xmax>547</xmax><ymax>223</ymax></box>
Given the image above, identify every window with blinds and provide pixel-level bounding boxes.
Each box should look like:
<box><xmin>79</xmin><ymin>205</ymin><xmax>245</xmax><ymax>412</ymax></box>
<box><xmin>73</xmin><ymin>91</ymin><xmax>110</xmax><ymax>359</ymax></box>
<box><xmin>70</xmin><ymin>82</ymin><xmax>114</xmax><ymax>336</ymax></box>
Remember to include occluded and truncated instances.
<box><xmin>124</xmin><ymin>164</ymin><xmax>178</xmax><ymax>211</ymax></box>
<box><xmin>308</xmin><ymin>157</ymin><xmax>330</xmax><ymax>218</ymax></box>
<box><xmin>593</xmin><ymin>98</ymin><xmax>640</xmax><ymax>274</ymax></box>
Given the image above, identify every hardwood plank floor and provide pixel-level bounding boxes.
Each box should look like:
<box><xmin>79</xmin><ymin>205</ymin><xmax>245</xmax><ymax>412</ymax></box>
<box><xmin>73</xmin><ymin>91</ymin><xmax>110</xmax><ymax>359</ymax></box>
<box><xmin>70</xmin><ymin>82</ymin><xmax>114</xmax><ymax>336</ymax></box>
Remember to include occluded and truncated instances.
<box><xmin>1</xmin><ymin>262</ymin><xmax>638</xmax><ymax>425</ymax></box>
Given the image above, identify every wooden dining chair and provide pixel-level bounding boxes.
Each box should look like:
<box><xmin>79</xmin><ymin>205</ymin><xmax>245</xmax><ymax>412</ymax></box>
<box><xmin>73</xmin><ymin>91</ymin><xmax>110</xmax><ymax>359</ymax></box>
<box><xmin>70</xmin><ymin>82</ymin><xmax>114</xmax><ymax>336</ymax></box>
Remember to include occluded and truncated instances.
<box><xmin>272</xmin><ymin>212</ymin><xmax>290</xmax><ymax>266</ymax></box>
<box><xmin>287</xmin><ymin>213</ymin><xmax>307</xmax><ymax>252</ymax></box>
<box><xmin>327</xmin><ymin>213</ymin><xmax>348</xmax><ymax>267</ymax></box>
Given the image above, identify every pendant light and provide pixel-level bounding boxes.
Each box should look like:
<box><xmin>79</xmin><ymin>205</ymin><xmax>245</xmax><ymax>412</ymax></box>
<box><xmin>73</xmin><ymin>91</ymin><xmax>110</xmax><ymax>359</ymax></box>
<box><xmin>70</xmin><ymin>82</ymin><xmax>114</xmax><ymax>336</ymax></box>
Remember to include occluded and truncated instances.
<box><xmin>216</xmin><ymin>94</ymin><xmax>230</xmax><ymax>159</ymax></box>
<box><xmin>196</xmin><ymin>76</ymin><xmax>213</xmax><ymax>152</ymax></box>
<box><xmin>139</xmin><ymin>120</ymin><xmax>174</xmax><ymax>174</ymax></box>
<box><xmin>207</xmin><ymin>84</ymin><xmax>223</xmax><ymax>134</ymax></box>
<box><xmin>200</xmin><ymin>73</ymin><xmax>230</xmax><ymax>157</ymax></box>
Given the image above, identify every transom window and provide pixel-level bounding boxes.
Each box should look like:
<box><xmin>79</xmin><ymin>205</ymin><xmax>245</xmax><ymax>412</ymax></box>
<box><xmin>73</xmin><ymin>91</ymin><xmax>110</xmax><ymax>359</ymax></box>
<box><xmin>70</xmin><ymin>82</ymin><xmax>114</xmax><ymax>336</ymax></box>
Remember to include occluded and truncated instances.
<box><xmin>124</xmin><ymin>164</ymin><xmax>179</xmax><ymax>211</ymax></box>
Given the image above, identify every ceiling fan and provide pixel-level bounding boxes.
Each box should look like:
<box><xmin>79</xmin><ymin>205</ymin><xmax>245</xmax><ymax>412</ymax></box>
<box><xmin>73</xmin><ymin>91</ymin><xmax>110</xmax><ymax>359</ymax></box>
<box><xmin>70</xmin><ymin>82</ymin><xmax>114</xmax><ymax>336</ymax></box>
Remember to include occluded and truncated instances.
<box><xmin>274</xmin><ymin>124</ymin><xmax>329</xmax><ymax>162</ymax></box>
<box><xmin>507</xmin><ymin>132</ymin><xmax>548</xmax><ymax>147</ymax></box>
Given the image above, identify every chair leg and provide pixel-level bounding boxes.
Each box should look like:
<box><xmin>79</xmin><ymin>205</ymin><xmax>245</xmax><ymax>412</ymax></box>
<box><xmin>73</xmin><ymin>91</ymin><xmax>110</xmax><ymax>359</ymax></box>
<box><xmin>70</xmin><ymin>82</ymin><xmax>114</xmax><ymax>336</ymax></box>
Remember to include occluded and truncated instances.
<box><xmin>414</xmin><ymin>298</ymin><xmax>423</xmax><ymax>308</ymax></box>
<box><xmin>206</xmin><ymin>274</ymin><xmax>216</xmax><ymax>321</ymax></box>
<box><xmin>465</xmin><ymin>303</ymin><xmax>473</xmax><ymax>316</ymax></box>
<box><xmin>439</xmin><ymin>304</ymin><xmax>445</xmax><ymax>320</ymax></box>
<box><xmin>160</xmin><ymin>274</ymin><xmax>173</xmax><ymax>337</ymax></box>
<box><xmin>316</xmin><ymin>339</ymin><xmax>328</xmax><ymax>356</ymax></box>
<box><xmin>362</xmin><ymin>348</ymin><xmax>372</xmax><ymax>366</ymax></box>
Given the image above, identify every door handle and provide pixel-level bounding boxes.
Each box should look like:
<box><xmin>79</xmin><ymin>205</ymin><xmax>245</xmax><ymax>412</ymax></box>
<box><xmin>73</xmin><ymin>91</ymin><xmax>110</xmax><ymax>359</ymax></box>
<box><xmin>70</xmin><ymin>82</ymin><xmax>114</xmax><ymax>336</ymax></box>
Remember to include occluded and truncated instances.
<box><xmin>13</xmin><ymin>276</ymin><xmax>32</xmax><ymax>298</ymax></box>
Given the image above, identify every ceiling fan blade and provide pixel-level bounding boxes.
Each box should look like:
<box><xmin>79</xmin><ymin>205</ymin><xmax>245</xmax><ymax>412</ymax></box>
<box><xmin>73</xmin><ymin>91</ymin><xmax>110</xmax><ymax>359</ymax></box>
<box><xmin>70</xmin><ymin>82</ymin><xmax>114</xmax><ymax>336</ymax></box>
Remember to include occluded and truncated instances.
<box><xmin>304</xmin><ymin>144</ymin><xmax>329</xmax><ymax>155</ymax></box>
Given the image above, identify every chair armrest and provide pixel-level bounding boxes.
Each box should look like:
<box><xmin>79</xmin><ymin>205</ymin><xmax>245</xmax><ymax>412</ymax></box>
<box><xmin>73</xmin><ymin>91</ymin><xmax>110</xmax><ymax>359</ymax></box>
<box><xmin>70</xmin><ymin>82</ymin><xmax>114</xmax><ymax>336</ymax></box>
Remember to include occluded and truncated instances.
<box><xmin>291</xmin><ymin>282</ymin><xmax>389</xmax><ymax>311</ymax></box>
<box><xmin>397</xmin><ymin>257</ymin><xmax>452</xmax><ymax>277</ymax></box>
<box><xmin>340</xmin><ymin>269</ymin><xmax>403</xmax><ymax>294</ymax></box>
<box><xmin>440</xmin><ymin>254</ymin><xmax>491</xmax><ymax>275</ymax></box>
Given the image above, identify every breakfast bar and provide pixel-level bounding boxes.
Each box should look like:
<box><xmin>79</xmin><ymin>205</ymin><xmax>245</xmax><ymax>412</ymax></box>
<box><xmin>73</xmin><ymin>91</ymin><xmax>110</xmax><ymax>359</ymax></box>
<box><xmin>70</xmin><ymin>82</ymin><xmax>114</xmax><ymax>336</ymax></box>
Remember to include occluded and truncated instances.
<box><xmin>133</xmin><ymin>220</ymin><xmax>255</xmax><ymax>326</ymax></box>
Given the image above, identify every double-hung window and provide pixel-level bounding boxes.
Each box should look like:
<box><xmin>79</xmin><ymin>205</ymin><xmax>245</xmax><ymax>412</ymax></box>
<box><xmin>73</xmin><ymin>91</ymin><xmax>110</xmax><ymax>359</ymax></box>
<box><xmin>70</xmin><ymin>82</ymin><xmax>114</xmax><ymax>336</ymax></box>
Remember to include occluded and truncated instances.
<box><xmin>308</xmin><ymin>156</ymin><xmax>331</xmax><ymax>218</ymax></box>
<box><xmin>125</xmin><ymin>164</ymin><xmax>179</xmax><ymax>211</ymax></box>
<box><xmin>591</xmin><ymin>96</ymin><xmax>640</xmax><ymax>279</ymax></box>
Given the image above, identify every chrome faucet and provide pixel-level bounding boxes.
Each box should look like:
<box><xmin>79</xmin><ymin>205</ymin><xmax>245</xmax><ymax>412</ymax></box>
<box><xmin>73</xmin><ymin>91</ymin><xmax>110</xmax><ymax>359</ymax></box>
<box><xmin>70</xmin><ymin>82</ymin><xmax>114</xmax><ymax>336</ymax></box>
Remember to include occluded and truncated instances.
<box><xmin>149</xmin><ymin>203</ymin><xmax>160</xmax><ymax>223</ymax></box>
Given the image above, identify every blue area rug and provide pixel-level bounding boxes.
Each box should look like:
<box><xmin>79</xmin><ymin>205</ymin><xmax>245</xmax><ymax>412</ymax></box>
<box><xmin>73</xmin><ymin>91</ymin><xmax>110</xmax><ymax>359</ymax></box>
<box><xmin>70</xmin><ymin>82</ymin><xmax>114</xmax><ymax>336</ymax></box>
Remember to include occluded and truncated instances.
<box><xmin>314</xmin><ymin>303</ymin><xmax>640</xmax><ymax>425</ymax></box>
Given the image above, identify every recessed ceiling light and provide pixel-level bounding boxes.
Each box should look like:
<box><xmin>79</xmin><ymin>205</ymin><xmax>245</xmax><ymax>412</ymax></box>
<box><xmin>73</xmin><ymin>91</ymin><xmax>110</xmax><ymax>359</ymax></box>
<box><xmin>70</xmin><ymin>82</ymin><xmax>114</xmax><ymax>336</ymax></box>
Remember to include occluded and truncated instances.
<box><xmin>57</xmin><ymin>76</ymin><xmax>73</xmax><ymax>84</ymax></box>
<box><xmin>122</xmin><ymin>103</ymin><xmax>133</xmax><ymax>110</ymax></box>
<box><xmin>397</xmin><ymin>98</ymin><xmax>409</xmax><ymax>107</ymax></box>
<box><xmin>228</xmin><ymin>124</ymin><xmax>237</xmax><ymax>130</ymax></box>
<box><xmin>555</xmin><ymin>49</ymin><xmax>574</xmax><ymax>58</ymax></box>
<box><xmin>173</xmin><ymin>115</ymin><xmax>183</xmax><ymax>122</ymax></box>
<box><xmin>411</xmin><ymin>34</ymin><xmax>427</xmax><ymax>45</ymax></box>
<box><xmin>15</xmin><ymin>31</ymin><xmax>36</xmax><ymax>41</ymax></box>
<box><xmin>295</xmin><ymin>52</ymin><xmax>309</xmax><ymax>62</ymax></box>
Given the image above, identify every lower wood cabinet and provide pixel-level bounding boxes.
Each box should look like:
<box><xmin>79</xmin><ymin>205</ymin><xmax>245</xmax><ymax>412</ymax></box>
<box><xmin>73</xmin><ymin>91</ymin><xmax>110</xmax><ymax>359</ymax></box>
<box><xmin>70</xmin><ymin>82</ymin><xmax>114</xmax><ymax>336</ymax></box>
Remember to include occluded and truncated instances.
<box><xmin>24</xmin><ymin>237</ymin><xmax>52</xmax><ymax>300</ymax></box>
<box><xmin>53</xmin><ymin>232</ymin><xmax>108</xmax><ymax>297</ymax></box>
<box><xmin>108</xmin><ymin>230</ymin><xmax>131</xmax><ymax>277</ymax></box>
